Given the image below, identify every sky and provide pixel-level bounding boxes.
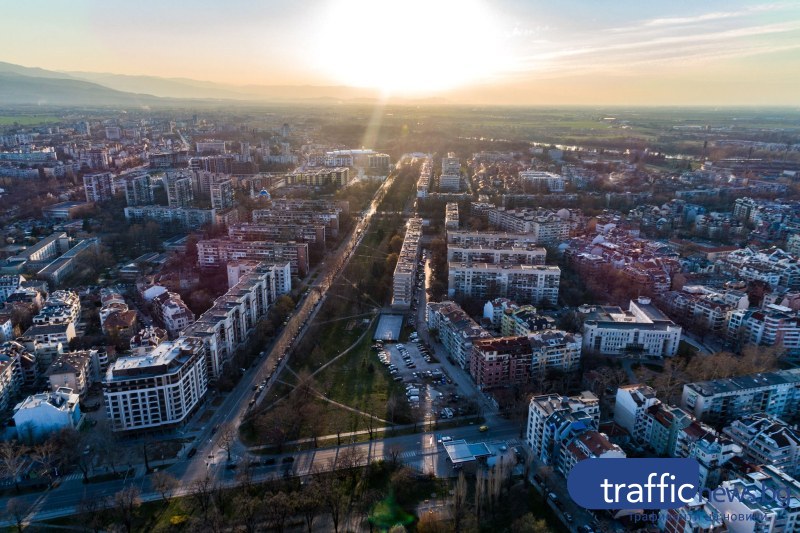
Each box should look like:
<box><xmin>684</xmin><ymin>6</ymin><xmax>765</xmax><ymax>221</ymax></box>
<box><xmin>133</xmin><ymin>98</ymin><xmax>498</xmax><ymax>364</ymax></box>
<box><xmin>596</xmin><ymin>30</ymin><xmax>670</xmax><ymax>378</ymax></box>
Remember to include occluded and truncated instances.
<box><xmin>3</xmin><ymin>0</ymin><xmax>800</xmax><ymax>105</ymax></box>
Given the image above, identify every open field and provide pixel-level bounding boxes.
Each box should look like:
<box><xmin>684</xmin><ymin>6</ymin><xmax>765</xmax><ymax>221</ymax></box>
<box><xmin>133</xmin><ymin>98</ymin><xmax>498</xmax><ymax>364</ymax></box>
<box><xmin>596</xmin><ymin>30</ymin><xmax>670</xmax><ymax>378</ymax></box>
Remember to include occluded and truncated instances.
<box><xmin>0</xmin><ymin>114</ymin><xmax>59</xmax><ymax>125</ymax></box>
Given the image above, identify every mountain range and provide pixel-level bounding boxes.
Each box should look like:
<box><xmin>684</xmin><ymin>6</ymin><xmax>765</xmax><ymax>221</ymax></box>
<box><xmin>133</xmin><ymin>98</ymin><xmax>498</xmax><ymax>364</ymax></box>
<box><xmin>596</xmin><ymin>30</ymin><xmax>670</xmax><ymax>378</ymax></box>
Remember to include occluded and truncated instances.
<box><xmin>0</xmin><ymin>61</ymin><xmax>385</xmax><ymax>107</ymax></box>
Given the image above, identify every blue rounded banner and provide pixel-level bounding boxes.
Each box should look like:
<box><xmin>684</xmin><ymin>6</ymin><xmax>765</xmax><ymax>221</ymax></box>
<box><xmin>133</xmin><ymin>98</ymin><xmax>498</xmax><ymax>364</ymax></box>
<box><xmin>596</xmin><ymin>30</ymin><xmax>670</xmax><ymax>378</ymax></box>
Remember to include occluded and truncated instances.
<box><xmin>567</xmin><ymin>458</ymin><xmax>700</xmax><ymax>510</ymax></box>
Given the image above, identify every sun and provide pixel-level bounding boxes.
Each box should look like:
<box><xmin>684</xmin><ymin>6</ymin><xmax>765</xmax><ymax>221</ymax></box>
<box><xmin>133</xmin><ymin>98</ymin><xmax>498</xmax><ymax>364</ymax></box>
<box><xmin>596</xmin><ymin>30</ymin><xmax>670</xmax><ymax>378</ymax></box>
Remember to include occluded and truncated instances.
<box><xmin>312</xmin><ymin>0</ymin><xmax>509</xmax><ymax>95</ymax></box>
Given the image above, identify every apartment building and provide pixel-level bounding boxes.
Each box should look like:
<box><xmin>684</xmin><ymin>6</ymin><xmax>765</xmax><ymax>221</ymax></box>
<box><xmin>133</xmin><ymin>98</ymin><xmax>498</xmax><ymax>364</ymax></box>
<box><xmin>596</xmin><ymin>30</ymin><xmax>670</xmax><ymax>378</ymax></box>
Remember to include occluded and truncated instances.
<box><xmin>0</xmin><ymin>275</ymin><xmax>24</xmax><ymax>304</ymax></box>
<box><xmin>164</xmin><ymin>171</ymin><xmax>194</xmax><ymax>207</ymax></box>
<box><xmin>120</xmin><ymin>171</ymin><xmax>153</xmax><ymax>206</ymax></box>
<box><xmin>728</xmin><ymin>304</ymin><xmax>800</xmax><ymax>355</ymax></box>
<box><xmin>657</xmin><ymin>497</ymin><xmax>725</xmax><ymax>533</ymax></box>
<box><xmin>558</xmin><ymin>429</ymin><xmax>625</xmax><ymax>477</ymax></box>
<box><xmin>103</xmin><ymin>337</ymin><xmax>208</xmax><ymax>432</ymax></box>
<box><xmin>416</xmin><ymin>157</ymin><xmax>432</xmax><ymax>198</ymax></box>
<box><xmin>614</xmin><ymin>384</ymin><xmax>661</xmax><ymax>442</ymax></box>
<box><xmin>197</xmin><ymin>238</ymin><xmax>309</xmax><ymax>276</ymax></box>
<box><xmin>500</xmin><ymin>305</ymin><xmax>556</xmax><ymax>336</ymax></box>
<box><xmin>581</xmin><ymin>297</ymin><xmax>682</xmax><ymax>358</ymax></box>
<box><xmin>448</xmin><ymin>263</ymin><xmax>560</xmax><ymax>306</ymax></box>
<box><xmin>32</xmin><ymin>290</ymin><xmax>81</xmax><ymax>326</ymax></box>
<box><xmin>713</xmin><ymin>467</ymin><xmax>800</xmax><ymax>533</ymax></box>
<box><xmin>445</xmin><ymin>202</ymin><xmax>459</xmax><ymax>230</ymax></box>
<box><xmin>46</xmin><ymin>349</ymin><xmax>102</xmax><ymax>397</ymax></box>
<box><xmin>486</xmin><ymin>207</ymin><xmax>569</xmax><ymax>244</ymax></box>
<box><xmin>519</xmin><ymin>171</ymin><xmax>565</xmax><ymax>192</ymax></box>
<box><xmin>124</xmin><ymin>205</ymin><xmax>224</xmax><ymax>230</ymax></box>
<box><xmin>152</xmin><ymin>291</ymin><xmax>195</xmax><ymax>336</ymax></box>
<box><xmin>447</xmin><ymin>245</ymin><xmax>546</xmax><ymax>266</ymax></box>
<box><xmin>717</xmin><ymin>248</ymin><xmax>800</xmax><ymax>290</ymax></box>
<box><xmin>13</xmin><ymin>388</ymin><xmax>82</xmax><ymax>442</ymax></box>
<box><xmin>83</xmin><ymin>171</ymin><xmax>114</xmax><ymax>203</ymax></box>
<box><xmin>723</xmin><ymin>413</ymin><xmax>800</xmax><ymax>476</ymax></box>
<box><xmin>183</xmin><ymin>262</ymin><xmax>283</xmax><ymax>379</ymax></box>
<box><xmin>526</xmin><ymin>391</ymin><xmax>600</xmax><ymax>466</ymax></box>
<box><xmin>284</xmin><ymin>167</ymin><xmax>349</xmax><ymax>187</ymax></box>
<box><xmin>210</xmin><ymin>178</ymin><xmax>234</xmax><ymax>210</ymax></box>
<box><xmin>447</xmin><ymin>230</ymin><xmax>544</xmax><ymax>249</ymax></box>
<box><xmin>426</xmin><ymin>301</ymin><xmax>492</xmax><ymax>369</ymax></box>
<box><xmin>228</xmin><ymin>223</ymin><xmax>325</xmax><ymax>245</ymax></box>
<box><xmin>391</xmin><ymin>218</ymin><xmax>423</xmax><ymax>309</ymax></box>
<box><xmin>660</xmin><ymin>284</ymin><xmax>749</xmax><ymax>333</ymax></box>
<box><xmin>469</xmin><ymin>336</ymin><xmax>532</xmax><ymax>389</ymax></box>
<box><xmin>252</xmin><ymin>201</ymin><xmax>343</xmax><ymax>237</ymax></box>
<box><xmin>0</xmin><ymin>343</ymin><xmax>24</xmax><ymax>413</ymax></box>
<box><xmin>681</xmin><ymin>368</ymin><xmax>800</xmax><ymax>426</ymax></box>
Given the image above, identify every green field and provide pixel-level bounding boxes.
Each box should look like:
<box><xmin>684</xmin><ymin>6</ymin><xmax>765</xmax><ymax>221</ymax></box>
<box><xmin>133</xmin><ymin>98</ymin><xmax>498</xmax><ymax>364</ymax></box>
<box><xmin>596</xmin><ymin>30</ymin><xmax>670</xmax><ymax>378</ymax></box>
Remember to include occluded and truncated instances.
<box><xmin>0</xmin><ymin>115</ymin><xmax>59</xmax><ymax>125</ymax></box>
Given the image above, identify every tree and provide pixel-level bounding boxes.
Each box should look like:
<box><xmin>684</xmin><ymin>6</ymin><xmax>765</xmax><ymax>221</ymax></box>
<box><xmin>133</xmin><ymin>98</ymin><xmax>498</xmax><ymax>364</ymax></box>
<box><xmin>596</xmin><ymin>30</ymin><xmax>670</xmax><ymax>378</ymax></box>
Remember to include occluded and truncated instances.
<box><xmin>151</xmin><ymin>471</ymin><xmax>179</xmax><ymax>503</ymax></box>
<box><xmin>218</xmin><ymin>422</ymin><xmax>236</xmax><ymax>462</ymax></box>
<box><xmin>0</xmin><ymin>441</ymin><xmax>28</xmax><ymax>492</ymax></box>
<box><xmin>77</xmin><ymin>495</ymin><xmax>110</xmax><ymax>533</ymax></box>
<box><xmin>30</xmin><ymin>439</ymin><xmax>57</xmax><ymax>482</ymax></box>
<box><xmin>264</xmin><ymin>491</ymin><xmax>295</xmax><ymax>533</ymax></box>
<box><xmin>452</xmin><ymin>470</ymin><xmax>468</xmax><ymax>531</ymax></box>
<box><xmin>113</xmin><ymin>486</ymin><xmax>141</xmax><ymax>533</ymax></box>
<box><xmin>190</xmin><ymin>477</ymin><xmax>214</xmax><ymax>520</ymax></box>
<box><xmin>511</xmin><ymin>513</ymin><xmax>551</xmax><ymax>533</ymax></box>
<box><xmin>5</xmin><ymin>498</ymin><xmax>31</xmax><ymax>533</ymax></box>
<box><xmin>234</xmin><ymin>494</ymin><xmax>262</xmax><ymax>533</ymax></box>
<box><xmin>319</xmin><ymin>475</ymin><xmax>348</xmax><ymax>533</ymax></box>
<box><xmin>298</xmin><ymin>482</ymin><xmax>323</xmax><ymax>532</ymax></box>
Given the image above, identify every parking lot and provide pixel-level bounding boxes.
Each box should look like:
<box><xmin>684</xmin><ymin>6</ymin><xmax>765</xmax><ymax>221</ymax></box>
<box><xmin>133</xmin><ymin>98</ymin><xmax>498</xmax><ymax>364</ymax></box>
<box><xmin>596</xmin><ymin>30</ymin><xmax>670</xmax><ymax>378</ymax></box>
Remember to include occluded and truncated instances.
<box><xmin>373</xmin><ymin>334</ymin><xmax>476</xmax><ymax>423</ymax></box>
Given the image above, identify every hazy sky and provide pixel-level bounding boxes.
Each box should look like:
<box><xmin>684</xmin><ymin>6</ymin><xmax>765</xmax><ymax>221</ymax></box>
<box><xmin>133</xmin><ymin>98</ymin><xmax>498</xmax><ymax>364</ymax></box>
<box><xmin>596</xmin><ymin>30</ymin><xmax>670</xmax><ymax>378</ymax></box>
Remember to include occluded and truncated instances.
<box><xmin>3</xmin><ymin>0</ymin><xmax>800</xmax><ymax>104</ymax></box>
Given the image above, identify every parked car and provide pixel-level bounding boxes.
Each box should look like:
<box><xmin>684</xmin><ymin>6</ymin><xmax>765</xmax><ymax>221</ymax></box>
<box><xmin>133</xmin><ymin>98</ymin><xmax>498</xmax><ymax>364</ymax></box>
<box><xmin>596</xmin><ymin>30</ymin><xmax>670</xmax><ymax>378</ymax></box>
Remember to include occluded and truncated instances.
<box><xmin>187</xmin><ymin>447</ymin><xmax>198</xmax><ymax>458</ymax></box>
<box><xmin>479</xmin><ymin>425</ymin><xmax>489</xmax><ymax>432</ymax></box>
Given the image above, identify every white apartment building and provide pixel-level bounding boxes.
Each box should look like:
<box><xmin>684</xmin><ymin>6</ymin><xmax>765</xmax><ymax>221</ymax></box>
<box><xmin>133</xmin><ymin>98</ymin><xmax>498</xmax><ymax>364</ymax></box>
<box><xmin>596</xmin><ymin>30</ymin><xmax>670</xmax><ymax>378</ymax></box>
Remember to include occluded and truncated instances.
<box><xmin>184</xmin><ymin>262</ymin><xmax>283</xmax><ymax>379</ymax></box>
<box><xmin>0</xmin><ymin>275</ymin><xmax>24</xmax><ymax>304</ymax></box>
<box><xmin>124</xmin><ymin>205</ymin><xmax>222</xmax><ymax>230</ymax></box>
<box><xmin>486</xmin><ymin>208</ymin><xmax>570</xmax><ymax>244</ymax></box>
<box><xmin>391</xmin><ymin>218</ymin><xmax>423</xmax><ymax>309</ymax></box>
<box><xmin>519</xmin><ymin>171</ymin><xmax>565</xmax><ymax>192</ymax></box>
<box><xmin>557</xmin><ymin>429</ymin><xmax>625</xmax><ymax>477</ymax></box>
<box><xmin>13</xmin><ymin>388</ymin><xmax>81</xmax><ymax>442</ymax></box>
<box><xmin>713</xmin><ymin>467</ymin><xmax>800</xmax><ymax>533</ymax></box>
<box><xmin>416</xmin><ymin>157</ymin><xmax>431</xmax><ymax>198</ymax></box>
<box><xmin>152</xmin><ymin>292</ymin><xmax>195</xmax><ymax>336</ymax></box>
<box><xmin>427</xmin><ymin>301</ymin><xmax>492</xmax><ymax>369</ymax></box>
<box><xmin>103</xmin><ymin>337</ymin><xmax>208</xmax><ymax>432</ymax></box>
<box><xmin>83</xmin><ymin>172</ymin><xmax>114</xmax><ymax>203</ymax></box>
<box><xmin>681</xmin><ymin>368</ymin><xmax>800</xmax><ymax>426</ymax></box>
<box><xmin>210</xmin><ymin>179</ymin><xmax>234</xmax><ymax>210</ymax></box>
<box><xmin>32</xmin><ymin>290</ymin><xmax>81</xmax><ymax>326</ymax></box>
<box><xmin>614</xmin><ymin>384</ymin><xmax>661</xmax><ymax>442</ymax></box>
<box><xmin>0</xmin><ymin>344</ymin><xmax>24</xmax><ymax>413</ymax></box>
<box><xmin>526</xmin><ymin>391</ymin><xmax>600</xmax><ymax>466</ymax></box>
<box><xmin>448</xmin><ymin>263</ymin><xmax>560</xmax><ymax>306</ymax></box>
<box><xmin>197</xmin><ymin>238</ymin><xmax>309</xmax><ymax>276</ymax></box>
<box><xmin>723</xmin><ymin>413</ymin><xmax>800</xmax><ymax>477</ymax></box>
<box><xmin>445</xmin><ymin>202</ymin><xmax>459</xmax><ymax>230</ymax></box>
<box><xmin>447</xmin><ymin>245</ymin><xmax>546</xmax><ymax>266</ymax></box>
<box><xmin>529</xmin><ymin>331</ymin><xmax>582</xmax><ymax>375</ymax></box>
<box><xmin>581</xmin><ymin>297</ymin><xmax>682</xmax><ymax>357</ymax></box>
<box><xmin>657</xmin><ymin>496</ymin><xmax>725</xmax><ymax>533</ymax></box>
<box><xmin>120</xmin><ymin>172</ymin><xmax>153</xmax><ymax>206</ymax></box>
<box><xmin>447</xmin><ymin>230</ymin><xmax>544</xmax><ymax>249</ymax></box>
<box><xmin>164</xmin><ymin>171</ymin><xmax>194</xmax><ymax>208</ymax></box>
<box><xmin>728</xmin><ymin>304</ymin><xmax>800</xmax><ymax>355</ymax></box>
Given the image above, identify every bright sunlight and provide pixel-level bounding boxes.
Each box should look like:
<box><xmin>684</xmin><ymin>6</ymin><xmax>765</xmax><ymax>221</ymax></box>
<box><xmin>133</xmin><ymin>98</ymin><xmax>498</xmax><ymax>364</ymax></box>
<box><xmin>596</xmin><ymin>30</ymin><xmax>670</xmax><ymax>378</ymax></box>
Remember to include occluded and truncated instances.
<box><xmin>312</xmin><ymin>0</ymin><xmax>510</xmax><ymax>95</ymax></box>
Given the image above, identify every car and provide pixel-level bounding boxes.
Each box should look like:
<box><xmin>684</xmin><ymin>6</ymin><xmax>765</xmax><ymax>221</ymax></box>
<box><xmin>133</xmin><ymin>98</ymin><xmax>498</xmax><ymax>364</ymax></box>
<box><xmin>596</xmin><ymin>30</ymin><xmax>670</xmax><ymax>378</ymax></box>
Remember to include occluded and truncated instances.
<box><xmin>226</xmin><ymin>462</ymin><xmax>238</xmax><ymax>470</ymax></box>
<box><xmin>262</xmin><ymin>458</ymin><xmax>276</xmax><ymax>466</ymax></box>
<box><xmin>564</xmin><ymin>513</ymin><xmax>574</xmax><ymax>523</ymax></box>
<box><xmin>282</xmin><ymin>456</ymin><xmax>295</xmax><ymax>463</ymax></box>
<box><xmin>479</xmin><ymin>425</ymin><xmax>489</xmax><ymax>432</ymax></box>
<box><xmin>548</xmin><ymin>492</ymin><xmax>558</xmax><ymax>501</ymax></box>
<box><xmin>393</xmin><ymin>376</ymin><xmax>403</xmax><ymax>381</ymax></box>
<box><xmin>211</xmin><ymin>425</ymin><xmax>219</xmax><ymax>435</ymax></box>
<box><xmin>187</xmin><ymin>447</ymin><xmax>198</xmax><ymax>458</ymax></box>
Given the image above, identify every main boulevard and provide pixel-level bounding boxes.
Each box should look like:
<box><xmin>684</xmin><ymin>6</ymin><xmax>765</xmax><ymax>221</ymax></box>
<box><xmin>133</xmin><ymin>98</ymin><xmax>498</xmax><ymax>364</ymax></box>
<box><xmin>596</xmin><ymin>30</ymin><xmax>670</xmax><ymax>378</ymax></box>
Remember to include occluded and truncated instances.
<box><xmin>0</xmin><ymin>159</ymin><xmax>523</xmax><ymax>526</ymax></box>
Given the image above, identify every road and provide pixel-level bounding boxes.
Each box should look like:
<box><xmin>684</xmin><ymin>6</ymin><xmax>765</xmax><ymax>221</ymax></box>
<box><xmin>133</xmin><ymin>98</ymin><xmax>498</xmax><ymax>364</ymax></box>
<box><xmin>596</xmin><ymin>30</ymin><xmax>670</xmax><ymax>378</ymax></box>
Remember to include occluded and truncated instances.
<box><xmin>0</xmin><ymin>160</ymin><xmax>410</xmax><ymax>526</ymax></box>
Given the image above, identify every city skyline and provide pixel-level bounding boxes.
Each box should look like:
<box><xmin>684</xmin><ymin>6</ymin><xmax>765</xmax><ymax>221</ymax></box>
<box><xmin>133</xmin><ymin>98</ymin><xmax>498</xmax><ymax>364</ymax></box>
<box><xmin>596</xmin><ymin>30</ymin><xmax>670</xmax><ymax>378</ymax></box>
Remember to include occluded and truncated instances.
<box><xmin>3</xmin><ymin>0</ymin><xmax>800</xmax><ymax>105</ymax></box>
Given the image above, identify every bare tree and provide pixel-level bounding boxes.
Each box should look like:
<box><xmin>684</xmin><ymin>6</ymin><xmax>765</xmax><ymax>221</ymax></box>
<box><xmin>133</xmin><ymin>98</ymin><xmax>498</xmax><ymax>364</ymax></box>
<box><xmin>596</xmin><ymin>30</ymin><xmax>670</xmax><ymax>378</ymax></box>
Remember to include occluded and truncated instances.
<box><xmin>218</xmin><ymin>422</ymin><xmax>236</xmax><ymax>462</ymax></box>
<box><xmin>299</xmin><ymin>482</ymin><xmax>323</xmax><ymax>533</ymax></box>
<box><xmin>113</xmin><ymin>486</ymin><xmax>141</xmax><ymax>533</ymax></box>
<box><xmin>151</xmin><ymin>471</ymin><xmax>179</xmax><ymax>503</ymax></box>
<box><xmin>386</xmin><ymin>444</ymin><xmax>402</xmax><ymax>468</ymax></box>
<box><xmin>234</xmin><ymin>493</ymin><xmax>262</xmax><ymax>533</ymax></box>
<box><xmin>5</xmin><ymin>497</ymin><xmax>31</xmax><ymax>533</ymax></box>
<box><xmin>319</xmin><ymin>475</ymin><xmax>348</xmax><ymax>533</ymax></box>
<box><xmin>190</xmin><ymin>476</ymin><xmax>214</xmax><ymax>520</ymax></box>
<box><xmin>264</xmin><ymin>491</ymin><xmax>295</xmax><ymax>533</ymax></box>
<box><xmin>452</xmin><ymin>470</ymin><xmax>468</xmax><ymax>531</ymax></box>
<box><xmin>30</xmin><ymin>440</ymin><xmax>57</xmax><ymax>483</ymax></box>
<box><xmin>0</xmin><ymin>441</ymin><xmax>28</xmax><ymax>492</ymax></box>
<box><xmin>77</xmin><ymin>495</ymin><xmax>109</xmax><ymax>533</ymax></box>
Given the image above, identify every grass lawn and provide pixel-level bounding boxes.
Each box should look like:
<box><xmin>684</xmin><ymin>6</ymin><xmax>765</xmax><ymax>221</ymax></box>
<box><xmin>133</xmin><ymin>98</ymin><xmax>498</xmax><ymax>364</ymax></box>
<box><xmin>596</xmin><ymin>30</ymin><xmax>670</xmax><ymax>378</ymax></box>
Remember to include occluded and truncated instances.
<box><xmin>0</xmin><ymin>115</ymin><xmax>59</xmax><ymax>125</ymax></box>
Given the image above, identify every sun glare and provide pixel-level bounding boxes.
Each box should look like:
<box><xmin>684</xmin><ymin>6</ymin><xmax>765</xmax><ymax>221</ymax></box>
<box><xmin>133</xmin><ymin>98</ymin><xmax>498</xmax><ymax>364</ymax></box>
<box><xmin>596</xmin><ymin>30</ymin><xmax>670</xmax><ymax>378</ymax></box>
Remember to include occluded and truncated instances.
<box><xmin>313</xmin><ymin>0</ymin><xmax>509</xmax><ymax>95</ymax></box>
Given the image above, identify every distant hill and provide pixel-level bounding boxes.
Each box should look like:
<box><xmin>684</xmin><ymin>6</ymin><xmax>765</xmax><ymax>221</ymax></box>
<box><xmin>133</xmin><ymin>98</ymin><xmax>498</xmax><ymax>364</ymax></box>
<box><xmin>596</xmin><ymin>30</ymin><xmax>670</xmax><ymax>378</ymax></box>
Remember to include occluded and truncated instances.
<box><xmin>0</xmin><ymin>72</ymin><xmax>165</xmax><ymax>107</ymax></box>
<box><xmin>0</xmin><ymin>61</ymin><xmax>445</xmax><ymax>106</ymax></box>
